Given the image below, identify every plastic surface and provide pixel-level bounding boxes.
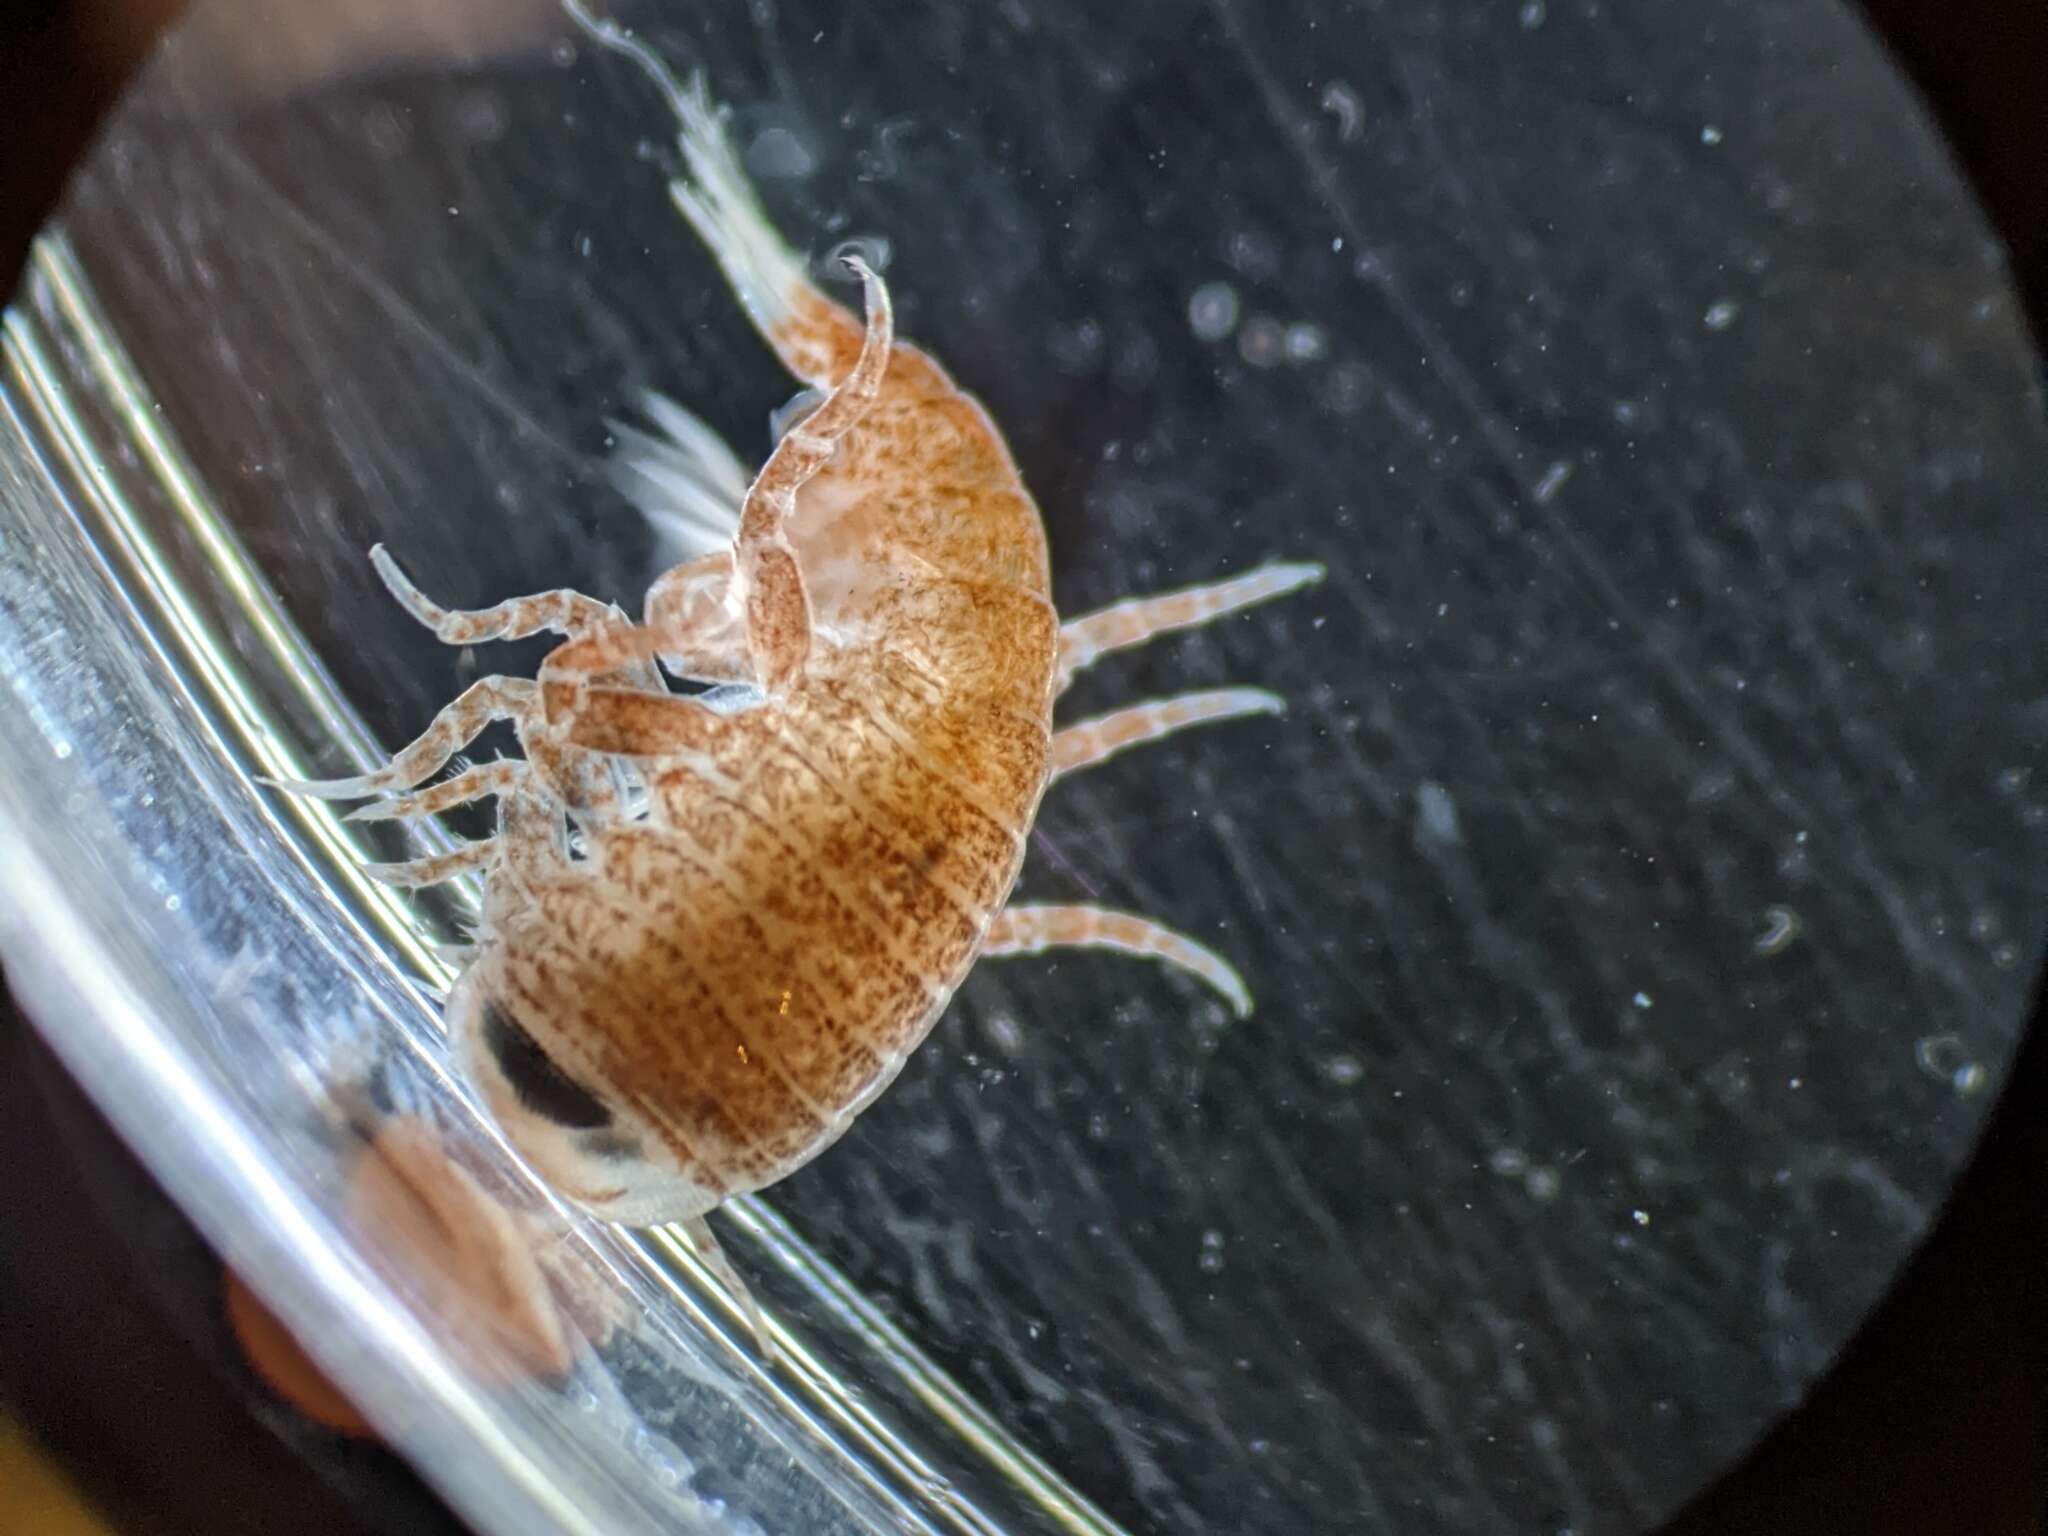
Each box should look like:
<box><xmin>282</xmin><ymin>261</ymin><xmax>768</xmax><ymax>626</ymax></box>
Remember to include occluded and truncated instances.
<box><xmin>2</xmin><ymin>1</ymin><xmax>2044</xmax><ymax>1532</ymax></box>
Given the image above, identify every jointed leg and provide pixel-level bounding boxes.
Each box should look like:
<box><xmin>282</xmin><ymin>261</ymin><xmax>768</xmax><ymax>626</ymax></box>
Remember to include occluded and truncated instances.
<box><xmin>522</xmin><ymin>677</ymin><xmax>748</xmax><ymax>808</ymax></box>
<box><xmin>1056</xmin><ymin>562</ymin><xmax>1324</xmax><ymax>694</ymax></box>
<box><xmin>1050</xmin><ymin>688</ymin><xmax>1285</xmax><ymax>783</ymax></box>
<box><xmin>270</xmin><ymin>677</ymin><xmax>536</xmax><ymax>799</ymax></box>
<box><xmin>493</xmin><ymin>784</ymin><xmax>573</xmax><ymax>893</ymax></box>
<box><xmin>982</xmin><ymin>903</ymin><xmax>1253</xmax><ymax>1018</ymax></box>
<box><xmin>345</xmin><ymin>759</ymin><xmax>527</xmax><ymax>822</ymax></box>
<box><xmin>361</xmin><ymin>838</ymin><xmax>499</xmax><ymax>889</ymax></box>
<box><xmin>729</xmin><ymin>255</ymin><xmax>892</xmax><ymax>692</ymax></box>
<box><xmin>372</xmin><ymin>545</ymin><xmax>625</xmax><ymax>647</ymax></box>
<box><xmin>681</xmin><ymin>1214</ymin><xmax>776</xmax><ymax>1363</ymax></box>
<box><xmin>556</xmin><ymin>685</ymin><xmax>752</xmax><ymax>762</ymax></box>
<box><xmin>534</xmin><ymin>259</ymin><xmax>890</xmax><ymax>709</ymax></box>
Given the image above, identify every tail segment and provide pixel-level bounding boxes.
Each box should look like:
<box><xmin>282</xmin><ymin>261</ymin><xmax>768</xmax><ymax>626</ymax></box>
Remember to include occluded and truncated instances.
<box><xmin>562</xmin><ymin>0</ymin><xmax>865</xmax><ymax>388</ymax></box>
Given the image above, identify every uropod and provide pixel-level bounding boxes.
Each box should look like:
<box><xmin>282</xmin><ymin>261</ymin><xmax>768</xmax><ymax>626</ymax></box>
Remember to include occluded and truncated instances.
<box><xmin>278</xmin><ymin>3</ymin><xmax>1323</xmax><ymax>1343</ymax></box>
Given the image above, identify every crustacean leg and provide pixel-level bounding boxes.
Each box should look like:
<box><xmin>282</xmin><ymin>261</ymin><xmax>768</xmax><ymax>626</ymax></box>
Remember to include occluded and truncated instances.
<box><xmin>1055</xmin><ymin>562</ymin><xmax>1325</xmax><ymax>695</ymax></box>
<box><xmin>357</xmin><ymin>544</ymin><xmax>712</xmax><ymax>820</ymax></box>
<box><xmin>981</xmin><ymin>904</ymin><xmax>1252</xmax><ymax>1019</ymax></box>
<box><xmin>1049</xmin><ymin>688</ymin><xmax>1286</xmax><ymax>783</ymax></box>
<box><xmin>533</xmin><ymin>256</ymin><xmax>892</xmax><ymax>749</ymax></box>
<box><xmin>270</xmin><ymin>677</ymin><xmax>537</xmax><ymax>798</ymax></box>
<box><xmin>370</xmin><ymin>545</ymin><xmax>628</xmax><ymax>647</ymax></box>
<box><xmin>544</xmin><ymin>683</ymin><xmax>749</xmax><ymax>761</ymax></box>
<box><xmin>345</xmin><ymin>760</ymin><xmax>528</xmax><ymax>823</ymax></box>
<box><xmin>641</xmin><ymin>552</ymin><xmax>751</xmax><ymax>684</ymax></box>
<box><xmin>681</xmin><ymin>1215</ymin><xmax>776</xmax><ymax>1363</ymax></box>
<box><xmin>362</xmin><ymin>839</ymin><xmax>500</xmax><ymax>888</ymax></box>
<box><xmin>725</xmin><ymin>252</ymin><xmax>891</xmax><ymax>692</ymax></box>
<box><xmin>375</xmin><ymin>544</ymin><xmax>671</xmax><ymax>703</ymax></box>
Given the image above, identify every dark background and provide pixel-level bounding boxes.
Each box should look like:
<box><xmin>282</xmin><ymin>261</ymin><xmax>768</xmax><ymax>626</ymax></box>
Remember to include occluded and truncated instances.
<box><xmin>1</xmin><ymin>0</ymin><xmax>2043</xmax><ymax>1532</ymax></box>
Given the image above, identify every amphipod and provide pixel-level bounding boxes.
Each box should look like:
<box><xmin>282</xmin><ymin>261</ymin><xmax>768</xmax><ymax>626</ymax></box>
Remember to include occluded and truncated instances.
<box><xmin>279</xmin><ymin>3</ymin><xmax>1323</xmax><ymax>1345</ymax></box>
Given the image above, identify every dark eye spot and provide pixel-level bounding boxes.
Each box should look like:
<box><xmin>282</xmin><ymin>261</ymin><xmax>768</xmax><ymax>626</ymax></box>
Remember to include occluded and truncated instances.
<box><xmin>480</xmin><ymin>1002</ymin><xmax>612</xmax><ymax>1130</ymax></box>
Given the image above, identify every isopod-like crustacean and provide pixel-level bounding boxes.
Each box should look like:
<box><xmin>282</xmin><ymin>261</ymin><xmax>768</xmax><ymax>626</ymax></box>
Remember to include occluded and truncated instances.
<box><xmin>280</xmin><ymin>3</ymin><xmax>1322</xmax><ymax>1337</ymax></box>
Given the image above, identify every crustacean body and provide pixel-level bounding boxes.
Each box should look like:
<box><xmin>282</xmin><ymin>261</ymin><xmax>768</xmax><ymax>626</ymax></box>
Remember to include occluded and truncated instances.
<box><xmin>279</xmin><ymin>4</ymin><xmax>1321</xmax><ymax>1337</ymax></box>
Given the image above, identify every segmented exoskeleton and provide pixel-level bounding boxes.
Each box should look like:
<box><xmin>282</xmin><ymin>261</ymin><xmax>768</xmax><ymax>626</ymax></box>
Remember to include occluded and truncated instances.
<box><xmin>278</xmin><ymin>3</ymin><xmax>1322</xmax><ymax>1344</ymax></box>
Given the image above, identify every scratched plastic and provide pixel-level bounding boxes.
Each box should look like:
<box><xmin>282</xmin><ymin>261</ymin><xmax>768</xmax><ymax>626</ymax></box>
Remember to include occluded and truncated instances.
<box><xmin>3</xmin><ymin>3</ymin><xmax>2045</xmax><ymax>1535</ymax></box>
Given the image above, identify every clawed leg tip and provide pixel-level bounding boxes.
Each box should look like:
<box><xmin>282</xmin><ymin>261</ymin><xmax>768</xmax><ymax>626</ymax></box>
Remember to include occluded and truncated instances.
<box><xmin>1213</xmin><ymin>975</ymin><xmax>1255</xmax><ymax>1020</ymax></box>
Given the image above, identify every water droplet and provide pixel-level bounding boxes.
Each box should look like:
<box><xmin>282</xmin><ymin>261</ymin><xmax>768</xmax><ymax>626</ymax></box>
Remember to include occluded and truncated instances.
<box><xmin>1753</xmin><ymin>904</ymin><xmax>1801</xmax><ymax>955</ymax></box>
<box><xmin>52</xmin><ymin>740</ymin><xmax>72</xmax><ymax>760</ymax></box>
<box><xmin>1914</xmin><ymin>1033</ymin><xmax>1981</xmax><ymax>1092</ymax></box>
<box><xmin>1489</xmin><ymin>1146</ymin><xmax>1528</xmax><ymax>1176</ymax></box>
<box><xmin>828</xmin><ymin>234</ymin><xmax>892</xmax><ymax>273</ymax></box>
<box><xmin>746</xmin><ymin>125</ymin><xmax>816</xmax><ymax>179</ymax></box>
<box><xmin>1224</xmin><ymin>228</ymin><xmax>1279</xmax><ymax>281</ymax></box>
<box><xmin>1632</xmin><ymin>991</ymin><xmax>1653</xmax><ymax>1010</ymax></box>
<box><xmin>1187</xmin><ymin>281</ymin><xmax>1240</xmax><ymax>342</ymax></box>
<box><xmin>1700</xmin><ymin>124</ymin><xmax>1723</xmax><ymax>145</ymax></box>
<box><xmin>1237</xmin><ymin>315</ymin><xmax>1287</xmax><ymax>367</ymax></box>
<box><xmin>1630</xmin><ymin>1208</ymin><xmax>1651</xmax><ymax>1227</ymax></box>
<box><xmin>1197</xmin><ymin>1229</ymin><xmax>1226</xmax><ymax>1274</ymax></box>
<box><xmin>985</xmin><ymin>1013</ymin><xmax>1025</xmax><ymax>1056</ymax></box>
<box><xmin>1524</xmin><ymin>1165</ymin><xmax>1562</xmax><ymax>1201</ymax></box>
<box><xmin>1532</xmin><ymin>460</ymin><xmax>1573</xmax><ymax>504</ymax></box>
<box><xmin>1320</xmin><ymin>81</ymin><xmax>1363</xmax><ymax>141</ymax></box>
<box><xmin>1283</xmin><ymin>321</ymin><xmax>1328</xmax><ymax>362</ymax></box>
<box><xmin>1518</xmin><ymin>0</ymin><xmax>1546</xmax><ymax>28</ymax></box>
<box><xmin>1047</xmin><ymin>317</ymin><xmax>1105</xmax><ymax>374</ymax></box>
<box><xmin>1414</xmin><ymin>781</ymin><xmax>1463</xmax><ymax>845</ymax></box>
<box><xmin>1703</xmin><ymin>300</ymin><xmax>1739</xmax><ymax>330</ymax></box>
<box><xmin>1322</xmin><ymin>1052</ymin><xmax>1365</xmax><ymax>1086</ymax></box>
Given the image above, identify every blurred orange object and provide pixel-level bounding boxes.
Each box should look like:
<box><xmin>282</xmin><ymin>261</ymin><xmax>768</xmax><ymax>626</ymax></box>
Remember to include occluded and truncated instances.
<box><xmin>223</xmin><ymin>1267</ymin><xmax>378</xmax><ymax>1439</ymax></box>
<box><xmin>224</xmin><ymin>1113</ymin><xmax>617</xmax><ymax>1438</ymax></box>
